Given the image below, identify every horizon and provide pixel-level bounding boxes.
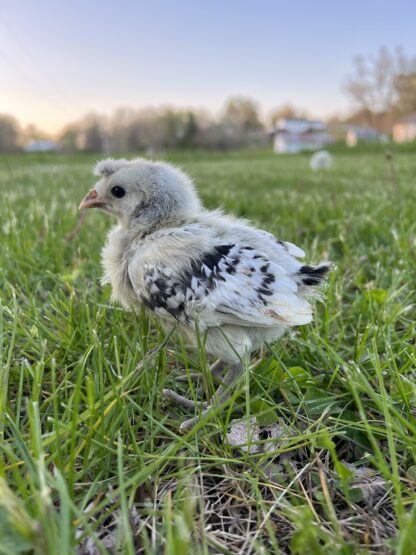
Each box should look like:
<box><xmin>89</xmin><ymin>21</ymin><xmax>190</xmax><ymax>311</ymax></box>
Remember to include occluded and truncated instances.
<box><xmin>1</xmin><ymin>0</ymin><xmax>416</xmax><ymax>134</ymax></box>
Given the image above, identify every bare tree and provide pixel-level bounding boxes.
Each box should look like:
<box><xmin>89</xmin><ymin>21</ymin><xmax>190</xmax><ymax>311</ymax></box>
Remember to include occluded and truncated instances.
<box><xmin>59</xmin><ymin>125</ymin><xmax>78</xmax><ymax>153</ymax></box>
<box><xmin>218</xmin><ymin>97</ymin><xmax>265</xmax><ymax>149</ymax></box>
<box><xmin>222</xmin><ymin>97</ymin><xmax>262</xmax><ymax>131</ymax></box>
<box><xmin>74</xmin><ymin>113</ymin><xmax>110</xmax><ymax>154</ymax></box>
<box><xmin>395</xmin><ymin>72</ymin><xmax>416</xmax><ymax>115</ymax></box>
<box><xmin>0</xmin><ymin>114</ymin><xmax>21</xmax><ymax>153</ymax></box>
<box><xmin>268</xmin><ymin>104</ymin><xmax>308</xmax><ymax>126</ymax></box>
<box><xmin>343</xmin><ymin>47</ymin><xmax>412</xmax><ymax>125</ymax></box>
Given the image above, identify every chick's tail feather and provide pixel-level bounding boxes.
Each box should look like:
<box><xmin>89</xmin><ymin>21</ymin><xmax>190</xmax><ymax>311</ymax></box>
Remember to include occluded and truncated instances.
<box><xmin>298</xmin><ymin>262</ymin><xmax>333</xmax><ymax>286</ymax></box>
<box><xmin>294</xmin><ymin>262</ymin><xmax>333</xmax><ymax>302</ymax></box>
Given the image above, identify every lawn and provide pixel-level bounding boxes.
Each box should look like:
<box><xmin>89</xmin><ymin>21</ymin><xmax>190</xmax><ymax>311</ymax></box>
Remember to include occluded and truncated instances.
<box><xmin>0</xmin><ymin>148</ymin><xmax>415</xmax><ymax>554</ymax></box>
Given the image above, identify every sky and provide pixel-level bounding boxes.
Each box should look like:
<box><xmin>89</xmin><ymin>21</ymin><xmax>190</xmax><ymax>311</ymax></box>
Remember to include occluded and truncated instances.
<box><xmin>1</xmin><ymin>0</ymin><xmax>416</xmax><ymax>134</ymax></box>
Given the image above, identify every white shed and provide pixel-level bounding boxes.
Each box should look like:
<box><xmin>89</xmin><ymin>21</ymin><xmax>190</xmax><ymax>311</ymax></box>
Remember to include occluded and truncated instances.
<box><xmin>271</xmin><ymin>118</ymin><xmax>331</xmax><ymax>154</ymax></box>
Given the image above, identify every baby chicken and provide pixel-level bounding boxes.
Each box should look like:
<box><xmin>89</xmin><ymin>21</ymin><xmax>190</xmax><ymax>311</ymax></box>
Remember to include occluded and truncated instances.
<box><xmin>80</xmin><ymin>158</ymin><xmax>331</xmax><ymax>429</ymax></box>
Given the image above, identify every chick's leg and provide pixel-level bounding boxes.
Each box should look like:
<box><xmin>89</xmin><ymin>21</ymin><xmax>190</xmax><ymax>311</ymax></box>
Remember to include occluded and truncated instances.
<box><xmin>209</xmin><ymin>358</ymin><xmax>228</xmax><ymax>381</ymax></box>
<box><xmin>175</xmin><ymin>358</ymin><xmax>226</xmax><ymax>384</ymax></box>
<box><xmin>162</xmin><ymin>359</ymin><xmax>227</xmax><ymax>409</ymax></box>
<box><xmin>179</xmin><ymin>362</ymin><xmax>243</xmax><ymax>430</ymax></box>
<box><xmin>162</xmin><ymin>389</ymin><xmax>208</xmax><ymax>410</ymax></box>
<box><xmin>195</xmin><ymin>357</ymin><xmax>227</xmax><ymax>397</ymax></box>
<box><xmin>163</xmin><ymin>358</ymin><xmax>234</xmax><ymax>414</ymax></box>
<box><xmin>162</xmin><ymin>358</ymin><xmax>233</xmax><ymax>409</ymax></box>
<box><xmin>174</xmin><ymin>372</ymin><xmax>204</xmax><ymax>383</ymax></box>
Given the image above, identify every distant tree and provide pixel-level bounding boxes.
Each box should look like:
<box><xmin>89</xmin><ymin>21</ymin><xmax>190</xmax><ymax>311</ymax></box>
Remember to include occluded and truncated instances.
<box><xmin>40</xmin><ymin>100</ymin><xmax>268</xmax><ymax>154</ymax></box>
<box><xmin>59</xmin><ymin>126</ymin><xmax>79</xmax><ymax>152</ymax></box>
<box><xmin>344</xmin><ymin>107</ymin><xmax>394</xmax><ymax>135</ymax></box>
<box><xmin>125</xmin><ymin>117</ymin><xmax>144</xmax><ymax>151</ymax></box>
<box><xmin>222</xmin><ymin>97</ymin><xmax>262</xmax><ymax>131</ymax></box>
<box><xmin>344</xmin><ymin>107</ymin><xmax>375</xmax><ymax>127</ymax></box>
<box><xmin>115</xmin><ymin>108</ymin><xmax>167</xmax><ymax>152</ymax></box>
<box><xmin>395</xmin><ymin>72</ymin><xmax>416</xmax><ymax>115</ymax></box>
<box><xmin>0</xmin><ymin>114</ymin><xmax>21</xmax><ymax>153</ymax></box>
<box><xmin>75</xmin><ymin>114</ymin><xmax>109</xmax><ymax>153</ymax></box>
<box><xmin>159</xmin><ymin>110</ymin><xmax>182</xmax><ymax>148</ymax></box>
<box><xmin>136</xmin><ymin>108</ymin><xmax>171</xmax><ymax>151</ymax></box>
<box><xmin>219</xmin><ymin>97</ymin><xmax>265</xmax><ymax>149</ymax></box>
<box><xmin>144</xmin><ymin>109</ymin><xmax>199</xmax><ymax>150</ymax></box>
<box><xmin>82</xmin><ymin>122</ymin><xmax>105</xmax><ymax>152</ymax></box>
<box><xmin>22</xmin><ymin>124</ymin><xmax>47</xmax><ymax>143</ymax></box>
<box><xmin>110</xmin><ymin>108</ymin><xmax>137</xmax><ymax>152</ymax></box>
<box><xmin>194</xmin><ymin>122</ymin><xmax>225</xmax><ymax>150</ymax></box>
<box><xmin>170</xmin><ymin>111</ymin><xmax>199</xmax><ymax>148</ymax></box>
<box><xmin>180</xmin><ymin>112</ymin><xmax>198</xmax><ymax>148</ymax></box>
<box><xmin>344</xmin><ymin>48</ymin><xmax>402</xmax><ymax>115</ymax></box>
<box><xmin>343</xmin><ymin>47</ymin><xmax>416</xmax><ymax>129</ymax></box>
<box><xmin>268</xmin><ymin>104</ymin><xmax>308</xmax><ymax>126</ymax></box>
<box><xmin>326</xmin><ymin>115</ymin><xmax>347</xmax><ymax>141</ymax></box>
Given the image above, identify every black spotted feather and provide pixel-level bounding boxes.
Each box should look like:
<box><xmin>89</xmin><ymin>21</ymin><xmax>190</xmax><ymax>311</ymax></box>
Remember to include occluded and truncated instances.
<box><xmin>132</xmin><ymin>243</ymin><xmax>314</xmax><ymax>329</ymax></box>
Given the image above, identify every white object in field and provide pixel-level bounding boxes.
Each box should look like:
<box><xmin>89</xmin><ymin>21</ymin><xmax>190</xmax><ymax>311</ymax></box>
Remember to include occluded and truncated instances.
<box><xmin>309</xmin><ymin>150</ymin><xmax>333</xmax><ymax>171</ymax></box>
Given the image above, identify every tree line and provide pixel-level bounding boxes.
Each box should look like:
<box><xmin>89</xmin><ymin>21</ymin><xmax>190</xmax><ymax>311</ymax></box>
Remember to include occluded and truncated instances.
<box><xmin>0</xmin><ymin>98</ymin><xmax>271</xmax><ymax>154</ymax></box>
<box><xmin>1</xmin><ymin>47</ymin><xmax>416</xmax><ymax>154</ymax></box>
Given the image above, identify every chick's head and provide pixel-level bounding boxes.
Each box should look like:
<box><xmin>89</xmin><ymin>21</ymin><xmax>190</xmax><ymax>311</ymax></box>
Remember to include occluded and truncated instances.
<box><xmin>79</xmin><ymin>158</ymin><xmax>201</xmax><ymax>229</ymax></box>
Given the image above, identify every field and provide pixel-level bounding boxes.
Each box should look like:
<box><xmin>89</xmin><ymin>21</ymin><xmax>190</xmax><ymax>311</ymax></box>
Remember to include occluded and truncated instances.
<box><xmin>0</xmin><ymin>148</ymin><xmax>415</xmax><ymax>555</ymax></box>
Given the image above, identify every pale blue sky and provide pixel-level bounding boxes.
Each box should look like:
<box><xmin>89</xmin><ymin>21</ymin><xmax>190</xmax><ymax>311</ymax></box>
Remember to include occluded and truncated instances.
<box><xmin>1</xmin><ymin>0</ymin><xmax>415</xmax><ymax>133</ymax></box>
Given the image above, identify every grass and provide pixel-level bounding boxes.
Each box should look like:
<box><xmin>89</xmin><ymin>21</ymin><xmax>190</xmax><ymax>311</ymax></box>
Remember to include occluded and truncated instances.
<box><xmin>0</xmin><ymin>148</ymin><xmax>415</xmax><ymax>554</ymax></box>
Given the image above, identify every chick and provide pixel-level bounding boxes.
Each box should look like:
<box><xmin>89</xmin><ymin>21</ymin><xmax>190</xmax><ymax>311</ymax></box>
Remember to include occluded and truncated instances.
<box><xmin>80</xmin><ymin>158</ymin><xmax>331</xmax><ymax>429</ymax></box>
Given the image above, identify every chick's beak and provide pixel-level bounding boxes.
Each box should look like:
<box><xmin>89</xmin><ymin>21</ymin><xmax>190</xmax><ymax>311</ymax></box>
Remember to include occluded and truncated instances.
<box><xmin>79</xmin><ymin>189</ymin><xmax>105</xmax><ymax>210</ymax></box>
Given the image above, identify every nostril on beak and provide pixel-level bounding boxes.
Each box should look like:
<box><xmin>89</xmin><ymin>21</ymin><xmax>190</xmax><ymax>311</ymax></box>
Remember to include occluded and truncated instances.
<box><xmin>79</xmin><ymin>188</ymin><xmax>102</xmax><ymax>210</ymax></box>
<box><xmin>86</xmin><ymin>189</ymin><xmax>98</xmax><ymax>200</ymax></box>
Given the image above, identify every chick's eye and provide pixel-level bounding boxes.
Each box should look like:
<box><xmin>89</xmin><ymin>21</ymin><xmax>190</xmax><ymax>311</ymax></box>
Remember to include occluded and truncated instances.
<box><xmin>111</xmin><ymin>186</ymin><xmax>126</xmax><ymax>199</ymax></box>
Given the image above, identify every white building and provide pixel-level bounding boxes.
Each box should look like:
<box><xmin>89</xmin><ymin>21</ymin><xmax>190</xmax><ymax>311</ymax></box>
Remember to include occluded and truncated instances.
<box><xmin>346</xmin><ymin>127</ymin><xmax>386</xmax><ymax>147</ymax></box>
<box><xmin>393</xmin><ymin>114</ymin><xmax>416</xmax><ymax>143</ymax></box>
<box><xmin>271</xmin><ymin>118</ymin><xmax>331</xmax><ymax>154</ymax></box>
